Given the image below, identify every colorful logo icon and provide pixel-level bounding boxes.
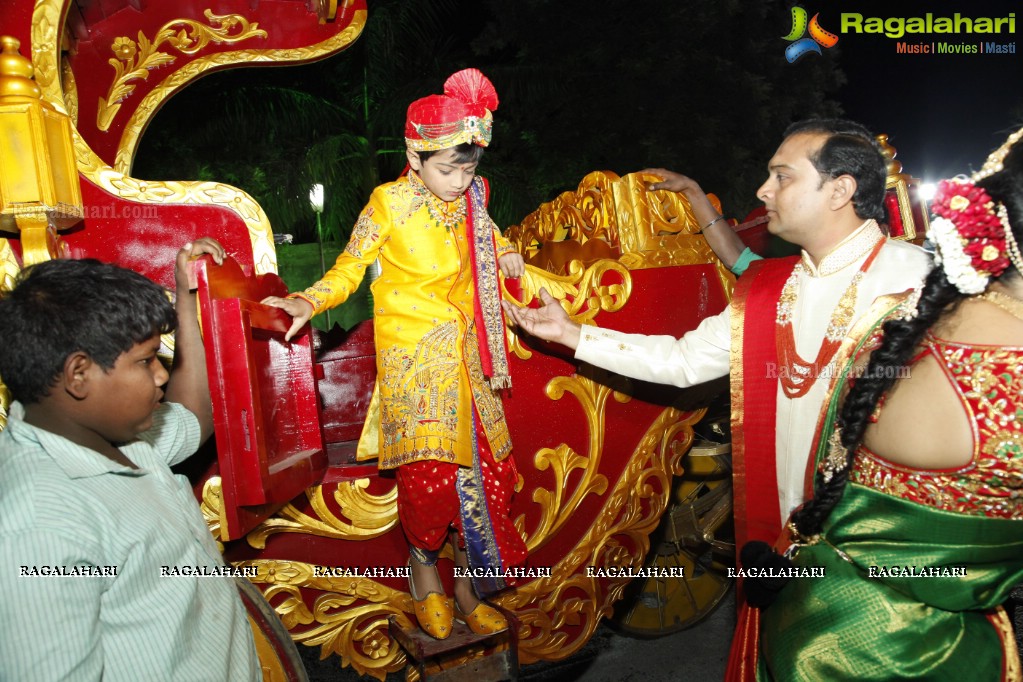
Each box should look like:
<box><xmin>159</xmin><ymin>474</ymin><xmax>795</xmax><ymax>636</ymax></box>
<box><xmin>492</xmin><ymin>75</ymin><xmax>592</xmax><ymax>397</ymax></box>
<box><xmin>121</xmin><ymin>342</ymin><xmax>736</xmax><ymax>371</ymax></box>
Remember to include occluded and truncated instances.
<box><xmin>783</xmin><ymin>6</ymin><xmax>839</xmax><ymax>63</ymax></box>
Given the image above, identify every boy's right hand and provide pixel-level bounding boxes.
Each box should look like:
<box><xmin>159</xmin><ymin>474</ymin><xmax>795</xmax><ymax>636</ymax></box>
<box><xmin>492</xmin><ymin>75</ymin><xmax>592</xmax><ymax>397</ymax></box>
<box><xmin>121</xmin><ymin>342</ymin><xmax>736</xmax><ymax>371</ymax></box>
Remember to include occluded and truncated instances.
<box><xmin>260</xmin><ymin>296</ymin><xmax>314</xmax><ymax>341</ymax></box>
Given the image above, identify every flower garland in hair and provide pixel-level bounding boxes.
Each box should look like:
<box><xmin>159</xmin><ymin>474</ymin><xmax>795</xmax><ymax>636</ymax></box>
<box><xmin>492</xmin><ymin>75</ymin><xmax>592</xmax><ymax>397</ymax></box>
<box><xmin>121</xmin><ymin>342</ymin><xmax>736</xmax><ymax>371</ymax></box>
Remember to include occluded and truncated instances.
<box><xmin>929</xmin><ymin>177</ymin><xmax>1011</xmax><ymax>294</ymax></box>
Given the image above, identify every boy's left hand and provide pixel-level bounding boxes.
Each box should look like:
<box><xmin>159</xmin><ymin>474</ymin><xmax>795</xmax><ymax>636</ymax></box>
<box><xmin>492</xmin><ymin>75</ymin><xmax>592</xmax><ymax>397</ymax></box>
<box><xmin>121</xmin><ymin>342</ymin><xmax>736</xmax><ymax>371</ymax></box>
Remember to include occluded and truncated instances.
<box><xmin>498</xmin><ymin>252</ymin><xmax>525</xmax><ymax>278</ymax></box>
<box><xmin>175</xmin><ymin>237</ymin><xmax>226</xmax><ymax>290</ymax></box>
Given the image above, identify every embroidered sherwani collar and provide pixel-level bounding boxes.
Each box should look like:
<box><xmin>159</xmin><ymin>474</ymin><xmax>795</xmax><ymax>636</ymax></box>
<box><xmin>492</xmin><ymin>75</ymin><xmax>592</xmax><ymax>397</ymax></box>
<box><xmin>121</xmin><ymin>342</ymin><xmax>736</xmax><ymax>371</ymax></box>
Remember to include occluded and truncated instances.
<box><xmin>801</xmin><ymin>219</ymin><xmax>884</xmax><ymax>278</ymax></box>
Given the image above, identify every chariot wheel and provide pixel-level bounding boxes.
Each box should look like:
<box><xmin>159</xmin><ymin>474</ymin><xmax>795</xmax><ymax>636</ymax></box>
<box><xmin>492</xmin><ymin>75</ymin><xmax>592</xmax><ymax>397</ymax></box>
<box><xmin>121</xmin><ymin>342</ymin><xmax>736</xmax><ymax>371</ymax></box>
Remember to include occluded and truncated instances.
<box><xmin>612</xmin><ymin>422</ymin><xmax>734</xmax><ymax>636</ymax></box>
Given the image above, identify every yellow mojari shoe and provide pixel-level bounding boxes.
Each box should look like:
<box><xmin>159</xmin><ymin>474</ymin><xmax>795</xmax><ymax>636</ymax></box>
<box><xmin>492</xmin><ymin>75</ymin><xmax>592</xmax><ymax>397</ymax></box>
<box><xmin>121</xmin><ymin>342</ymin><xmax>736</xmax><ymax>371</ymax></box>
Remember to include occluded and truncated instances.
<box><xmin>454</xmin><ymin>600</ymin><xmax>508</xmax><ymax>635</ymax></box>
<box><xmin>409</xmin><ymin>565</ymin><xmax>453</xmax><ymax>640</ymax></box>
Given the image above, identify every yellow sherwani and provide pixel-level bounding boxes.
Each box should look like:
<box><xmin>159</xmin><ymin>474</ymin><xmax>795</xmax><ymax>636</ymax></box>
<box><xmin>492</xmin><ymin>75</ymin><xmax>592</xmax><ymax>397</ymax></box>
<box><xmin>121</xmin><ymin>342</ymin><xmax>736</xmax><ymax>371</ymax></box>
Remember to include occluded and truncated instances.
<box><xmin>294</xmin><ymin>173</ymin><xmax>513</xmax><ymax>470</ymax></box>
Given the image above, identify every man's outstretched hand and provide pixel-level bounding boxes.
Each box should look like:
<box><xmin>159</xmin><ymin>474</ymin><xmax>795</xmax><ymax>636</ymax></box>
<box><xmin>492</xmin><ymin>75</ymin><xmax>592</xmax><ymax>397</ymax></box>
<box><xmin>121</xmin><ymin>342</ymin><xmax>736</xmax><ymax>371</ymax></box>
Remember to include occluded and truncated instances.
<box><xmin>502</xmin><ymin>287</ymin><xmax>581</xmax><ymax>350</ymax></box>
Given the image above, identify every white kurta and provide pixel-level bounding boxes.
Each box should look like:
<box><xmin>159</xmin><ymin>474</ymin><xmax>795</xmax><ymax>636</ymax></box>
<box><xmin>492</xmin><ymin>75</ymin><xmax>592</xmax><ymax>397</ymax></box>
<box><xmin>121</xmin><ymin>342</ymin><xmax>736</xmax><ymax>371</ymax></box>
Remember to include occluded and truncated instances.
<box><xmin>575</xmin><ymin>223</ymin><xmax>932</xmax><ymax>525</ymax></box>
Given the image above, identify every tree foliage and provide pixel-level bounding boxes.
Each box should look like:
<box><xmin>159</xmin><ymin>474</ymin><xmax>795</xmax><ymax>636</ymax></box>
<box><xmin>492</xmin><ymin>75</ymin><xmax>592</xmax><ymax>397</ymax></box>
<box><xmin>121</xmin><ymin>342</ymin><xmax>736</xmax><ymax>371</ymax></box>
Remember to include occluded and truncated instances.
<box><xmin>133</xmin><ymin>0</ymin><xmax>845</xmax><ymax>243</ymax></box>
<box><xmin>470</xmin><ymin>0</ymin><xmax>845</xmax><ymax>222</ymax></box>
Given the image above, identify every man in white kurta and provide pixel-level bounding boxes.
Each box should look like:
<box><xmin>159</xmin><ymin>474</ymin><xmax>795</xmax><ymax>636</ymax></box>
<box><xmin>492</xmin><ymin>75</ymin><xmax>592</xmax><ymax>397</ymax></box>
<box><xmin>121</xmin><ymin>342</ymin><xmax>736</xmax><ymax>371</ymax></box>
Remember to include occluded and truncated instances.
<box><xmin>503</xmin><ymin>119</ymin><xmax>932</xmax><ymax>552</ymax></box>
<box><xmin>573</xmin><ymin>220</ymin><xmax>929</xmax><ymax>523</ymax></box>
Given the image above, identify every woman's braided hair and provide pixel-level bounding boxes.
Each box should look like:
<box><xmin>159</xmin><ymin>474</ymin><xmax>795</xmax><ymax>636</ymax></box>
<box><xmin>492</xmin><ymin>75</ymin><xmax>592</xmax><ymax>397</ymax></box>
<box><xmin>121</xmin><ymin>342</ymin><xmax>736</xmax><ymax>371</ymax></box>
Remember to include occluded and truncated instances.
<box><xmin>793</xmin><ymin>131</ymin><xmax>1023</xmax><ymax>538</ymax></box>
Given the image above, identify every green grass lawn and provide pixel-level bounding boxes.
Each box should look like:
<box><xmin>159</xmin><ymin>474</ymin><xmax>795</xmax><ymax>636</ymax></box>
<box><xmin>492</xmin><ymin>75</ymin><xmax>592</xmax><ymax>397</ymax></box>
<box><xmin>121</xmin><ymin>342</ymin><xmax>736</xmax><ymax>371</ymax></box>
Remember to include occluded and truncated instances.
<box><xmin>275</xmin><ymin>242</ymin><xmax>373</xmax><ymax>331</ymax></box>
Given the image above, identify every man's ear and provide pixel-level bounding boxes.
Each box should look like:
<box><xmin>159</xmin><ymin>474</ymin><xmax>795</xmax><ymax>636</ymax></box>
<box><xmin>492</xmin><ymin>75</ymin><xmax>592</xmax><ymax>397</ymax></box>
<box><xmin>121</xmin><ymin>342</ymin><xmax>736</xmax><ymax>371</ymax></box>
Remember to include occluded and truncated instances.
<box><xmin>406</xmin><ymin>149</ymin><xmax>422</xmax><ymax>172</ymax></box>
<box><xmin>63</xmin><ymin>352</ymin><xmax>94</xmax><ymax>400</ymax></box>
<box><xmin>829</xmin><ymin>174</ymin><xmax>857</xmax><ymax>210</ymax></box>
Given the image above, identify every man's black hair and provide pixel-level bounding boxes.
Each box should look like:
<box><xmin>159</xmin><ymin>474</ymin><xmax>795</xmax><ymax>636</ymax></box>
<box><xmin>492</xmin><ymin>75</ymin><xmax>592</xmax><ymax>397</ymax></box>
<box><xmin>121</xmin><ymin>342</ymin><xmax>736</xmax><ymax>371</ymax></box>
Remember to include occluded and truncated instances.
<box><xmin>784</xmin><ymin>119</ymin><xmax>888</xmax><ymax>223</ymax></box>
<box><xmin>0</xmin><ymin>259</ymin><xmax>177</xmax><ymax>404</ymax></box>
<box><xmin>417</xmin><ymin>142</ymin><xmax>485</xmax><ymax>165</ymax></box>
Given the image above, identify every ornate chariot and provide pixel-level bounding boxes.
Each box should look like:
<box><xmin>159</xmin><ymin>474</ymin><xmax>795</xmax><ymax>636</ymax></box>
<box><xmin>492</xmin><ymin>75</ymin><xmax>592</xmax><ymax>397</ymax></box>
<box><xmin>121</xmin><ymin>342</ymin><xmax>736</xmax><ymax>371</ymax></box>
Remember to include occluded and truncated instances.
<box><xmin>0</xmin><ymin>2</ymin><xmax>928</xmax><ymax>679</ymax></box>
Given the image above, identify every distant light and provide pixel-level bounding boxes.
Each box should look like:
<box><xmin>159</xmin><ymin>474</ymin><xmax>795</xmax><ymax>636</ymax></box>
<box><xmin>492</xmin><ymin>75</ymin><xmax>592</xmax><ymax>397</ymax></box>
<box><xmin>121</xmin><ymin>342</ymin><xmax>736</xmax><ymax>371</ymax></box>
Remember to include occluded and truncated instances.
<box><xmin>918</xmin><ymin>182</ymin><xmax>936</xmax><ymax>202</ymax></box>
<box><xmin>309</xmin><ymin>183</ymin><xmax>325</xmax><ymax>213</ymax></box>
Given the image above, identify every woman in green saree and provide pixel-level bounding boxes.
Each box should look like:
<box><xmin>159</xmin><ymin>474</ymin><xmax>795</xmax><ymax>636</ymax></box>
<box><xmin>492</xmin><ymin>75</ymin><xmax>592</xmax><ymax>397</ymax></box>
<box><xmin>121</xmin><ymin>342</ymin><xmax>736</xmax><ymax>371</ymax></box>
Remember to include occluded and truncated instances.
<box><xmin>735</xmin><ymin>127</ymin><xmax>1023</xmax><ymax>680</ymax></box>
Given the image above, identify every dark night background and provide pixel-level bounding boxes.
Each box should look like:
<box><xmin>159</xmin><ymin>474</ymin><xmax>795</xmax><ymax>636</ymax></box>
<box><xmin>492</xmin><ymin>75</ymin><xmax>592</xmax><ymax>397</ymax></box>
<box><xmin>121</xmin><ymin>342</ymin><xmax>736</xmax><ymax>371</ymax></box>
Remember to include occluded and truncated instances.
<box><xmin>134</xmin><ymin>0</ymin><xmax>1022</xmax><ymax>245</ymax></box>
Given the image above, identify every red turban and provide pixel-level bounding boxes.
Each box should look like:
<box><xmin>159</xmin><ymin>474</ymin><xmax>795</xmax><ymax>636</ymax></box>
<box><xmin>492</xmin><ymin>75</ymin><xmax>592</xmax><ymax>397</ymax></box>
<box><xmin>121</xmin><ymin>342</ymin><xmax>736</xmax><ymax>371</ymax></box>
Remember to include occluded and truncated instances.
<box><xmin>405</xmin><ymin>68</ymin><xmax>498</xmax><ymax>151</ymax></box>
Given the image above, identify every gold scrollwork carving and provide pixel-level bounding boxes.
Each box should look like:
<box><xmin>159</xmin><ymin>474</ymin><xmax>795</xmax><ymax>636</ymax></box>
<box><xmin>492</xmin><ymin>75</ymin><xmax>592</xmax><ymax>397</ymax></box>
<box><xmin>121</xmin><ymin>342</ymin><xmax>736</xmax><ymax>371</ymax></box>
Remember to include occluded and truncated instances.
<box><xmin>198</xmin><ymin>476</ymin><xmax>227</xmax><ymax>551</ymax></box>
<box><xmin>506</xmin><ymin>170</ymin><xmax>735</xmax><ymax>298</ymax></box>
<box><xmin>520</xmin><ymin>375</ymin><xmax>628</xmax><ymax>553</ymax></box>
<box><xmin>498</xmin><ymin>406</ymin><xmax>701</xmax><ymax>664</ymax></box>
<box><xmin>97</xmin><ymin>11</ymin><xmax>268</xmax><ymax>132</ymax></box>
<box><xmin>504</xmin><ymin>260</ymin><xmax>632</xmax><ymax>360</ymax></box>
<box><xmin>246</xmin><ymin>479</ymin><xmax>398</xmax><ymax>549</ymax></box>
<box><xmin>241</xmin><ymin>559</ymin><xmax>413</xmax><ymax>680</ymax></box>
<box><xmin>505</xmin><ymin>171</ymin><xmax>620</xmax><ymax>273</ymax></box>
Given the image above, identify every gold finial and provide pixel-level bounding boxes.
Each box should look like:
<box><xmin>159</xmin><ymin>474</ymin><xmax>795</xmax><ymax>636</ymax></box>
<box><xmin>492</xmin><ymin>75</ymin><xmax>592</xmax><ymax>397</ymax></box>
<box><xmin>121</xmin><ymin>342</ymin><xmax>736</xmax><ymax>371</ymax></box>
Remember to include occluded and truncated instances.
<box><xmin>0</xmin><ymin>36</ymin><xmax>42</xmax><ymax>100</ymax></box>
<box><xmin>875</xmin><ymin>133</ymin><xmax>902</xmax><ymax>175</ymax></box>
<box><xmin>0</xmin><ymin>34</ymin><xmax>83</xmax><ymax>261</ymax></box>
<box><xmin>973</xmin><ymin>126</ymin><xmax>1023</xmax><ymax>182</ymax></box>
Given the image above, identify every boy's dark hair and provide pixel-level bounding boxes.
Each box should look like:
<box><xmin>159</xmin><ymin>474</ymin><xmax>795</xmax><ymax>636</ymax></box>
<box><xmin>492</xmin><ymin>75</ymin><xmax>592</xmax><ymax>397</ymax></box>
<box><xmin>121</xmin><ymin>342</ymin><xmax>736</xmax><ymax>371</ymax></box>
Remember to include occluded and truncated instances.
<box><xmin>418</xmin><ymin>142</ymin><xmax>485</xmax><ymax>165</ymax></box>
<box><xmin>784</xmin><ymin>118</ymin><xmax>888</xmax><ymax>224</ymax></box>
<box><xmin>0</xmin><ymin>259</ymin><xmax>177</xmax><ymax>404</ymax></box>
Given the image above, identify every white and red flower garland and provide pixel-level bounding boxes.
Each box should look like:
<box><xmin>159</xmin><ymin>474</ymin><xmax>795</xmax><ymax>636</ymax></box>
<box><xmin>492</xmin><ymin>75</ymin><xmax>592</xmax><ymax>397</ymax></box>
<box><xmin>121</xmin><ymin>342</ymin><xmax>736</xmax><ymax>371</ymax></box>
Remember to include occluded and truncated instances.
<box><xmin>929</xmin><ymin>177</ymin><xmax>1011</xmax><ymax>294</ymax></box>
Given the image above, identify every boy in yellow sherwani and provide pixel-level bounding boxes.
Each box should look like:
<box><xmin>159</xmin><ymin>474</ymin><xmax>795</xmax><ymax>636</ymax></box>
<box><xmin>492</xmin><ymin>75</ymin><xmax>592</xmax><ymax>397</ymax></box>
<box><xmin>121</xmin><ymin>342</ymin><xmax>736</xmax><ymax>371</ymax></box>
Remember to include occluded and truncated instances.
<box><xmin>263</xmin><ymin>69</ymin><xmax>526</xmax><ymax>639</ymax></box>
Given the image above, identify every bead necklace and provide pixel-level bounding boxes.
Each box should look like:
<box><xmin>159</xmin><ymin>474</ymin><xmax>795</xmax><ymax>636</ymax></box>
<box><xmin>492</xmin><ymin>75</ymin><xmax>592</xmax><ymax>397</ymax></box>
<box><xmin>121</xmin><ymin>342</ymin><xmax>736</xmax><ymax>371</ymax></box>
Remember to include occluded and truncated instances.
<box><xmin>979</xmin><ymin>289</ymin><xmax>1023</xmax><ymax>322</ymax></box>
<box><xmin>775</xmin><ymin>238</ymin><xmax>885</xmax><ymax>398</ymax></box>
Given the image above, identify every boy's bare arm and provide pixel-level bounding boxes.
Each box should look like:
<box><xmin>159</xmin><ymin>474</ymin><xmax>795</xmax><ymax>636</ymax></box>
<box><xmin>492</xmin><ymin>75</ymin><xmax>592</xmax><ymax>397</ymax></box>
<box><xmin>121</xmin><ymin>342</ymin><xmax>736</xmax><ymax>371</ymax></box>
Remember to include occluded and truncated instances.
<box><xmin>164</xmin><ymin>238</ymin><xmax>224</xmax><ymax>442</ymax></box>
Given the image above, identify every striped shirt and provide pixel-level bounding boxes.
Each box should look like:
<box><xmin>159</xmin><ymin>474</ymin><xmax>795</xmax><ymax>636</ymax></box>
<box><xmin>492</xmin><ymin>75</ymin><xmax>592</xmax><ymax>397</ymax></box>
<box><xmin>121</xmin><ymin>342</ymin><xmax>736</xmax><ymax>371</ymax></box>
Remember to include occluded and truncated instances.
<box><xmin>0</xmin><ymin>401</ymin><xmax>260</xmax><ymax>681</ymax></box>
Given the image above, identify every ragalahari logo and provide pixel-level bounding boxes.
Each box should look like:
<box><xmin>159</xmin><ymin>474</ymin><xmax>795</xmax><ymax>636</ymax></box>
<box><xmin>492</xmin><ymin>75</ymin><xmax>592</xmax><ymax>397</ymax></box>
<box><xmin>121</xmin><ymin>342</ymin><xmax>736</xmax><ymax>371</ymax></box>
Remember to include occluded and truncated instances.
<box><xmin>783</xmin><ymin>6</ymin><xmax>839</xmax><ymax>62</ymax></box>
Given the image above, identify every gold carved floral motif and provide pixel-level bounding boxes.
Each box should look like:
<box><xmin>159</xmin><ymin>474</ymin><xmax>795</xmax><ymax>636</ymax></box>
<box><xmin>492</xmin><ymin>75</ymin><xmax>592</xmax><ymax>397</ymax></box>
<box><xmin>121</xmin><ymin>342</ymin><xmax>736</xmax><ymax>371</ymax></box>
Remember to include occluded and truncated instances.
<box><xmin>97</xmin><ymin>11</ymin><xmax>268</xmax><ymax>132</ymax></box>
<box><xmin>30</xmin><ymin>1</ymin><xmax>368</xmax><ymax>275</ymax></box>
<box><xmin>60</xmin><ymin>54</ymin><xmax>77</xmax><ymax>126</ymax></box>
<box><xmin>112</xmin><ymin>10</ymin><xmax>367</xmax><ymax>173</ymax></box>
